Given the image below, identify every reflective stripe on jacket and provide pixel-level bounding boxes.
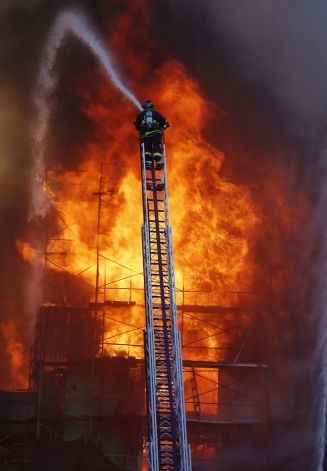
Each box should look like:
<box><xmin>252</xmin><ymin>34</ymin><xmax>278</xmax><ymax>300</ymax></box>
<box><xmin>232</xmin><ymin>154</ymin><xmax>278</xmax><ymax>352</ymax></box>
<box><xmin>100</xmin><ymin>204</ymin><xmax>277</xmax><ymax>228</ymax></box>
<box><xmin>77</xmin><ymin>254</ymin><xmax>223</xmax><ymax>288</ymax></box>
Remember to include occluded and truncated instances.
<box><xmin>134</xmin><ymin>109</ymin><xmax>166</xmax><ymax>135</ymax></box>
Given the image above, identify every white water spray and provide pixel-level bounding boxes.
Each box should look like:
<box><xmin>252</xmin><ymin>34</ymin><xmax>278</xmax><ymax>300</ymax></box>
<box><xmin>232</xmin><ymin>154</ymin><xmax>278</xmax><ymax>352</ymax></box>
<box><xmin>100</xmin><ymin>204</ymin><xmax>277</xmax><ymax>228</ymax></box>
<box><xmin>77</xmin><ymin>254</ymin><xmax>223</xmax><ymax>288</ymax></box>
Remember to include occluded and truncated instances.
<box><xmin>28</xmin><ymin>9</ymin><xmax>142</xmax><ymax>315</ymax></box>
<box><xmin>31</xmin><ymin>8</ymin><xmax>142</xmax><ymax>218</ymax></box>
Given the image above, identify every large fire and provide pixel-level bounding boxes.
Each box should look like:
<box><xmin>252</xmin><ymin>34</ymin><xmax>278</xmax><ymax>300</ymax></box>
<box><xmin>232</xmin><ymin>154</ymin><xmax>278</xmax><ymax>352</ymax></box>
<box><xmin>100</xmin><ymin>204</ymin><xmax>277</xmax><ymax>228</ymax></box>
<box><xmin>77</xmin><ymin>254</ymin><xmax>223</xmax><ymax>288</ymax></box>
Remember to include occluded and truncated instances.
<box><xmin>17</xmin><ymin>59</ymin><xmax>259</xmax><ymax>345</ymax></box>
<box><xmin>18</xmin><ymin>54</ymin><xmax>261</xmax><ymax>415</ymax></box>
<box><xmin>20</xmin><ymin>58</ymin><xmax>259</xmax><ymax>302</ymax></box>
<box><xmin>14</xmin><ymin>7</ymin><xmax>264</xmax><ymax>408</ymax></box>
<box><xmin>14</xmin><ymin>3</ymin><xmax>295</xmax><ymax>411</ymax></box>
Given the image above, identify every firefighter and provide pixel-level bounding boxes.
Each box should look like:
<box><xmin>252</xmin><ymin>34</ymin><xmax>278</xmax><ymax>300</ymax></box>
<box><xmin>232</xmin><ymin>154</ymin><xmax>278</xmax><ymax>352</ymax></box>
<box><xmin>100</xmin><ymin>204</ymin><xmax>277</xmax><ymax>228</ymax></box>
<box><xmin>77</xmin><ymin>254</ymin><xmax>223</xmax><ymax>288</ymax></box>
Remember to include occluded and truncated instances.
<box><xmin>134</xmin><ymin>100</ymin><xmax>169</xmax><ymax>162</ymax></box>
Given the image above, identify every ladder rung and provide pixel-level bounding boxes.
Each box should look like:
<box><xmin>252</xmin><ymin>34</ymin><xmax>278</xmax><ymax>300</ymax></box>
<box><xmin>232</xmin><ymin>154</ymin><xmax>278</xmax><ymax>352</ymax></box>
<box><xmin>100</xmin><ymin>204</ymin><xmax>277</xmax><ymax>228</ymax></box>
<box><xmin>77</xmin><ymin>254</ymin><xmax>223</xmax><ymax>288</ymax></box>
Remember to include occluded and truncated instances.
<box><xmin>146</xmin><ymin>184</ymin><xmax>165</xmax><ymax>189</ymax></box>
<box><xmin>146</xmin><ymin>176</ymin><xmax>162</xmax><ymax>180</ymax></box>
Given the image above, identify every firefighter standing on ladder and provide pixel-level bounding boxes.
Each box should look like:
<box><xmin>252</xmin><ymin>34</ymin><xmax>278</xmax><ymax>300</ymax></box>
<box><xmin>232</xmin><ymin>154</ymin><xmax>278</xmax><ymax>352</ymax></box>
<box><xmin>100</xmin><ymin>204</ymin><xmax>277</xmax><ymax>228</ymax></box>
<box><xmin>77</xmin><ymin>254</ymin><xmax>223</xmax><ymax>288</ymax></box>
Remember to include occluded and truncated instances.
<box><xmin>134</xmin><ymin>100</ymin><xmax>169</xmax><ymax>163</ymax></box>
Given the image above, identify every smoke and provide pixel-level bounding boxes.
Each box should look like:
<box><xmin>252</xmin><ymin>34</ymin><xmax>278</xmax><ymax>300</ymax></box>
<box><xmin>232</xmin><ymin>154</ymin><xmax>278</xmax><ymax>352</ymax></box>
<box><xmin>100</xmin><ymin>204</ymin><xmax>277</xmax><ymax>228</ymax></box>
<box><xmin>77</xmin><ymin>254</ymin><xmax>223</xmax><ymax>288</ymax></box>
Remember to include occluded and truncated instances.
<box><xmin>0</xmin><ymin>0</ymin><xmax>45</xmax><ymax>15</ymax></box>
<box><xmin>305</xmin><ymin>148</ymin><xmax>327</xmax><ymax>469</ymax></box>
<box><xmin>168</xmin><ymin>0</ymin><xmax>327</xmax><ymax>137</ymax></box>
<box><xmin>165</xmin><ymin>1</ymin><xmax>327</xmax><ymax>468</ymax></box>
<box><xmin>0</xmin><ymin>0</ymin><xmax>325</xmax><ymax>466</ymax></box>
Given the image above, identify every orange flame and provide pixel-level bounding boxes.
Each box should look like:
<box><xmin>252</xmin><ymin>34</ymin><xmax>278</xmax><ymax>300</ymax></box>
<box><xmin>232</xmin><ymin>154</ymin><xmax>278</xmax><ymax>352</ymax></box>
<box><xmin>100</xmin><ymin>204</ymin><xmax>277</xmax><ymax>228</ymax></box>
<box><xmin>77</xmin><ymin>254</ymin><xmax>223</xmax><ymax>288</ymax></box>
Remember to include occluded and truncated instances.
<box><xmin>14</xmin><ymin>1</ymin><xmax>266</xmax><ymax>373</ymax></box>
<box><xmin>44</xmin><ymin>59</ymin><xmax>259</xmax><ymax>304</ymax></box>
<box><xmin>29</xmin><ymin>56</ymin><xmax>261</xmax><ymax>366</ymax></box>
<box><xmin>1</xmin><ymin>320</ymin><xmax>26</xmax><ymax>389</ymax></box>
<box><xmin>11</xmin><ymin>2</ymin><xmax>310</xmax><ymax>414</ymax></box>
<box><xmin>17</xmin><ymin>239</ymin><xmax>38</xmax><ymax>265</ymax></box>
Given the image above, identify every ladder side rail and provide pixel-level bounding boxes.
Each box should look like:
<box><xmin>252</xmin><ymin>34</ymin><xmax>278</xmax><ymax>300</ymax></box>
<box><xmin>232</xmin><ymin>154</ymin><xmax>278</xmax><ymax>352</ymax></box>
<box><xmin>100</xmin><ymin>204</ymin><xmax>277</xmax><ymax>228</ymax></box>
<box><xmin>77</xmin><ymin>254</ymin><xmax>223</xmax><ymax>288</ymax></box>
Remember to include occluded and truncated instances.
<box><xmin>175</xmin><ymin>331</ymin><xmax>192</xmax><ymax>470</ymax></box>
<box><xmin>162</xmin><ymin>144</ymin><xmax>170</xmax><ymax>227</ymax></box>
<box><xmin>143</xmin><ymin>240</ymin><xmax>159</xmax><ymax>470</ymax></box>
<box><xmin>167</xmin><ymin>234</ymin><xmax>191</xmax><ymax>470</ymax></box>
<box><xmin>141</xmin><ymin>143</ymin><xmax>152</xmax><ymax>249</ymax></box>
<box><xmin>142</xmin><ymin>226</ymin><xmax>159</xmax><ymax>448</ymax></box>
<box><xmin>144</xmin><ymin>328</ymin><xmax>159</xmax><ymax>471</ymax></box>
<box><xmin>143</xmin><ymin>244</ymin><xmax>159</xmax><ymax>469</ymax></box>
<box><xmin>142</xmin><ymin>224</ymin><xmax>154</xmax><ymax>333</ymax></box>
<box><xmin>162</xmin><ymin>140</ymin><xmax>191</xmax><ymax>470</ymax></box>
<box><xmin>141</xmin><ymin>144</ymin><xmax>159</xmax><ymax>471</ymax></box>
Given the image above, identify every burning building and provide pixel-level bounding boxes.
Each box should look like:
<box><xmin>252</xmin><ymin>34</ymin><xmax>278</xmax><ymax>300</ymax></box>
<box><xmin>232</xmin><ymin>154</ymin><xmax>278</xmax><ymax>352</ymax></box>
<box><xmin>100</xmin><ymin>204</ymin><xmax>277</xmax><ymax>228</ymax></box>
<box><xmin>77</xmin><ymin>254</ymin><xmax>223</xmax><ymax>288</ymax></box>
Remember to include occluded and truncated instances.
<box><xmin>0</xmin><ymin>1</ymin><xmax>324</xmax><ymax>470</ymax></box>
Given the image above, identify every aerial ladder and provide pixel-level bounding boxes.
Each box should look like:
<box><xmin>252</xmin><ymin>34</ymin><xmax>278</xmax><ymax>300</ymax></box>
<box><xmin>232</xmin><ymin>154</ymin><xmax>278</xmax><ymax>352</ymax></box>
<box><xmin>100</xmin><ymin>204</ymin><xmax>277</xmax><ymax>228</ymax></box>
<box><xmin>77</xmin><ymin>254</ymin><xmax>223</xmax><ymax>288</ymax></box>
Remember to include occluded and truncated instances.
<box><xmin>140</xmin><ymin>135</ymin><xmax>192</xmax><ymax>471</ymax></box>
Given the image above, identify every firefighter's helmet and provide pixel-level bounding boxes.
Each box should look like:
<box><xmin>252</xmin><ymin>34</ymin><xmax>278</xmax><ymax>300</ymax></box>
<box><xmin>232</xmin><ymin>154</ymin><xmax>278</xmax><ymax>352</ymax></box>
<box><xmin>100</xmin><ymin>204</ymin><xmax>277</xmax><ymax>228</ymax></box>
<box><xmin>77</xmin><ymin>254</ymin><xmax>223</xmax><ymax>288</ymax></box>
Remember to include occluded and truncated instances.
<box><xmin>143</xmin><ymin>100</ymin><xmax>154</xmax><ymax>110</ymax></box>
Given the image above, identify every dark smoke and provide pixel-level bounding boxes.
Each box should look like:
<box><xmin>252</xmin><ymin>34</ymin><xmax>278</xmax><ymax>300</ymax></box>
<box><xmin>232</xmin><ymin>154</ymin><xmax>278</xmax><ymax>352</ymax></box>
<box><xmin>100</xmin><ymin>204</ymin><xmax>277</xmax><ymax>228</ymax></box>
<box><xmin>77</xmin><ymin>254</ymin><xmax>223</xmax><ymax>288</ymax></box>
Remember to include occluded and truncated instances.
<box><xmin>166</xmin><ymin>0</ymin><xmax>327</xmax><ymax>134</ymax></box>
<box><xmin>157</xmin><ymin>1</ymin><xmax>327</xmax><ymax>468</ymax></box>
<box><xmin>0</xmin><ymin>0</ymin><xmax>326</xmax><ymax>468</ymax></box>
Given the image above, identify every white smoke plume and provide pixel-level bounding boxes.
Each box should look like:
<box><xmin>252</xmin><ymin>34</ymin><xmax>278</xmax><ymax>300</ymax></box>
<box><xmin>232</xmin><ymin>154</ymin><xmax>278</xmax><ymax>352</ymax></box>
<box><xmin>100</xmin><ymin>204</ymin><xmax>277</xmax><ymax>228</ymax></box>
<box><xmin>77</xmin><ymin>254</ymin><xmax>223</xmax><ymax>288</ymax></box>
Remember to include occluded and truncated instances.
<box><xmin>169</xmin><ymin>0</ymin><xmax>327</xmax><ymax>136</ymax></box>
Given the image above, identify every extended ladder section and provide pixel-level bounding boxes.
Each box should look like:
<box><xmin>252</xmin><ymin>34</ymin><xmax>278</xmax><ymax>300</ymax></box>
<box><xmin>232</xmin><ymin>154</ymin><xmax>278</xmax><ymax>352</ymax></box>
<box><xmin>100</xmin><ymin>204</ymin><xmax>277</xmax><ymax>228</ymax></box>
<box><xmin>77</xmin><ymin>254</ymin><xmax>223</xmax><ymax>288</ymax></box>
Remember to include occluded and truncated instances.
<box><xmin>141</xmin><ymin>142</ymin><xmax>191</xmax><ymax>471</ymax></box>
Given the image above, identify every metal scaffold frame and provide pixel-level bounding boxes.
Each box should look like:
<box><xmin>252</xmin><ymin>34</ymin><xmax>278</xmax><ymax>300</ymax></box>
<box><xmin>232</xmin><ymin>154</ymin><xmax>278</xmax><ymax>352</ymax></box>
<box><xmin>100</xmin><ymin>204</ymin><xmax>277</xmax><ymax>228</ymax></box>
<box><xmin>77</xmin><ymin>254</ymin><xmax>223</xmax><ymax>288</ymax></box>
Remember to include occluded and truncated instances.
<box><xmin>26</xmin><ymin>142</ymin><xmax>293</xmax><ymax>470</ymax></box>
<box><xmin>140</xmin><ymin>142</ymin><xmax>191</xmax><ymax>471</ymax></box>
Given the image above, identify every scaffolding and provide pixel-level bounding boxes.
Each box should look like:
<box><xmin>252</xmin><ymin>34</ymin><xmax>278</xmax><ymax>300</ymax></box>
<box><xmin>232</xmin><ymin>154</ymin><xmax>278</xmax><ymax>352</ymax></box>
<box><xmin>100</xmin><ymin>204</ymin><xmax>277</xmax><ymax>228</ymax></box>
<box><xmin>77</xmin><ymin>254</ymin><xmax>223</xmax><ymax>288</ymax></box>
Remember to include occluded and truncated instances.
<box><xmin>23</xmin><ymin>157</ymin><xmax>298</xmax><ymax>470</ymax></box>
<box><xmin>28</xmin><ymin>166</ymin><xmax>146</xmax><ymax>470</ymax></box>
